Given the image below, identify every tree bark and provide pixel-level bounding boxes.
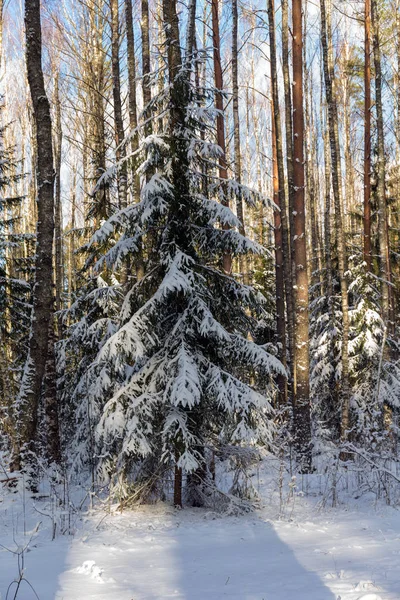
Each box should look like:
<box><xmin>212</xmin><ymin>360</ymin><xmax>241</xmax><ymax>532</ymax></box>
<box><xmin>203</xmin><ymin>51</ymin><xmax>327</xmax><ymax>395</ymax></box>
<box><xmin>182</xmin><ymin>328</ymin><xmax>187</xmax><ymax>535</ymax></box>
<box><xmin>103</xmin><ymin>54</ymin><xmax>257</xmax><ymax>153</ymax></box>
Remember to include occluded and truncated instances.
<box><xmin>292</xmin><ymin>0</ymin><xmax>312</xmax><ymax>468</ymax></box>
<box><xmin>268</xmin><ymin>0</ymin><xmax>289</xmax><ymax>405</ymax></box>
<box><xmin>271</xmin><ymin>97</ymin><xmax>287</xmax><ymax>407</ymax></box>
<box><xmin>15</xmin><ymin>0</ymin><xmax>56</xmax><ymax>467</ymax></box>
<box><xmin>212</xmin><ymin>0</ymin><xmax>232</xmax><ymax>275</ymax></box>
<box><xmin>125</xmin><ymin>0</ymin><xmax>140</xmax><ymax>200</ymax></box>
<box><xmin>142</xmin><ymin>0</ymin><xmax>152</xmax><ymax>137</ymax></box>
<box><xmin>281</xmin><ymin>0</ymin><xmax>295</xmax><ymax>394</ymax></box>
<box><xmin>320</xmin><ymin>0</ymin><xmax>350</xmax><ymax>442</ymax></box>
<box><xmin>372</xmin><ymin>0</ymin><xmax>392</xmax><ymax>331</ymax></box>
<box><xmin>111</xmin><ymin>0</ymin><xmax>127</xmax><ymax>210</ymax></box>
<box><xmin>364</xmin><ymin>0</ymin><xmax>372</xmax><ymax>270</ymax></box>
<box><xmin>54</xmin><ymin>74</ymin><xmax>63</xmax><ymax>331</ymax></box>
<box><xmin>125</xmin><ymin>0</ymin><xmax>145</xmax><ymax>281</ymax></box>
<box><xmin>68</xmin><ymin>165</ymin><xmax>77</xmax><ymax>308</ymax></box>
<box><xmin>232</xmin><ymin>0</ymin><xmax>250</xmax><ymax>283</ymax></box>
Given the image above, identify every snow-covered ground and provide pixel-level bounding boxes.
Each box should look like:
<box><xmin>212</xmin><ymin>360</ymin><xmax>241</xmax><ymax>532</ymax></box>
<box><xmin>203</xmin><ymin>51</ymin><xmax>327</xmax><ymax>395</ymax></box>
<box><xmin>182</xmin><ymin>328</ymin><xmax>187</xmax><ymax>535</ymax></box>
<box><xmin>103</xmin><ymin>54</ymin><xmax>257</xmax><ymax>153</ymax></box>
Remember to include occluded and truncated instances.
<box><xmin>1</xmin><ymin>470</ymin><xmax>400</xmax><ymax>600</ymax></box>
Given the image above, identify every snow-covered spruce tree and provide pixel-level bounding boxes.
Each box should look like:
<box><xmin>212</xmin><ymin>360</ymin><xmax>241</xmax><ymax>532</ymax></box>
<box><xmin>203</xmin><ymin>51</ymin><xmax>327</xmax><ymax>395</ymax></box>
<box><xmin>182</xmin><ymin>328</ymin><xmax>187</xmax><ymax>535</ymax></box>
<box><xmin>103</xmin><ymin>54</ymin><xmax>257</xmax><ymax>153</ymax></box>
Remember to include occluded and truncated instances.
<box><xmin>0</xmin><ymin>118</ymin><xmax>31</xmax><ymax>450</ymax></box>
<box><xmin>347</xmin><ymin>257</ymin><xmax>400</xmax><ymax>449</ymax></box>
<box><xmin>310</xmin><ymin>263</ymin><xmax>342</xmax><ymax>449</ymax></box>
<box><xmin>61</xmin><ymin>0</ymin><xmax>283</xmax><ymax>507</ymax></box>
<box><xmin>311</xmin><ymin>248</ymin><xmax>400</xmax><ymax>455</ymax></box>
<box><xmin>56</xmin><ymin>255</ymin><xmax>122</xmax><ymax>474</ymax></box>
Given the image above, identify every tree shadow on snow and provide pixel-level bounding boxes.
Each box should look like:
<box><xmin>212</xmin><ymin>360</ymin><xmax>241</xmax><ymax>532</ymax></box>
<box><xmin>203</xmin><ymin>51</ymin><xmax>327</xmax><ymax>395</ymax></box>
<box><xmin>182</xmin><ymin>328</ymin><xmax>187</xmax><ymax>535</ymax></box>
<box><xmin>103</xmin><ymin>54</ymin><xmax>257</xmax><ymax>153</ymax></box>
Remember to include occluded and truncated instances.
<box><xmin>171</xmin><ymin>512</ymin><xmax>336</xmax><ymax>600</ymax></box>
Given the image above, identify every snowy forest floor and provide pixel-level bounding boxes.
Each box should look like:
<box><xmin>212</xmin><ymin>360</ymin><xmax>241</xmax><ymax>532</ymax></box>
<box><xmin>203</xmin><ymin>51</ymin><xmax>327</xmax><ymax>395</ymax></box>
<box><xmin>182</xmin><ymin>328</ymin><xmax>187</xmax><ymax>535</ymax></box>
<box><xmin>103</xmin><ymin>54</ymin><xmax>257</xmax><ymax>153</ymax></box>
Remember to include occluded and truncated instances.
<box><xmin>1</xmin><ymin>460</ymin><xmax>400</xmax><ymax>600</ymax></box>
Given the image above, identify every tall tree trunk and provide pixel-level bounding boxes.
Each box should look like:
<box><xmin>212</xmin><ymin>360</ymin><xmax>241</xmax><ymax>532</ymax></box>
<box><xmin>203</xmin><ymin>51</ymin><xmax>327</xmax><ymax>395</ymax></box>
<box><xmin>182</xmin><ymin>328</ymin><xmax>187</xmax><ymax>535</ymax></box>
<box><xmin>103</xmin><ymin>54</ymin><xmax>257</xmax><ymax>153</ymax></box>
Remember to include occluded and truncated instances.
<box><xmin>232</xmin><ymin>0</ymin><xmax>250</xmax><ymax>283</ymax></box>
<box><xmin>271</xmin><ymin>97</ymin><xmax>287</xmax><ymax>407</ymax></box>
<box><xmin>142</xmin><ymin>0</ymin><xmax>152</xmax><ymax>137</ymax></box>
<box><xmin>320</xmin><ymin>0</ymin><xmax>350</xmax><ymax>443</ymax></box>
<box><xmin>14</xmin><ymin>0</ymin><xmax>57</xmax><ymax>467</ymax></box>
<box><xmin>125</xmin><ymin>0</ymin><xmax>140</xmax><ymax>200</ymax></box>
<box><xmin>212</xmin><ymin>0</ymin><xmax>232</xmax><ymax>275</ymax></box>
<box><xmin>43</xmin><ymin>319</ymin><xmax>61</xmax><ymax>464</ymax></box>
<box><xmin>89</xmin><ymin>4</ymin><xmax>108</xmax><ymax>227</ymax></box>
<box><xmin>364</xmin><ymin>0</ymin><xmax>372</xmax><ymax>270</ymax></box>
<box><xmin>268</xmin><ymin>0</ymin><xmax>290</xmax><ymax>404</ymax></box>
<box><xmin>232</xmin><ymin>0</ymin><xmax>246</xmax><ymax>247</ymax></box>
<box><xmin>111</xmin><ymin>0</ymin><xmax>127</xmax><ymax>211</ymax></box>
<box><xmin>54</xmin><ymin>74</ymin><xmax>63</xmax><ymax>331</ymax></box>
<box><xmin>186</xmin><ymin>0</ymin><xmax>197</xmax><ymax>64</ymax></box>
<box><xmin>322</xmin><ymin>89</ymin><xmax>333</xmax><ymax>302</ymax></box>
<box><xmin>125</xmin><ymin>0</ymin><xmax>145</xmax><ymax>281</ymax></box>
<box><xmin>68</xmin><ymin>165</ymin><xmax>77</xmax><ymax>308</ymax></box>
<box><xmin>372</xmin><ymin>0</ymin><xmax>392</xmax><ymax>331</ymax></box>
<box><xmin>162</xmin><ymin>0</ymin><xmax>191</xmax><ymax>508</ymax></box>
<box><xmin>342</xmin><ymin>41</ymin><xmax>355</xmax><ymax>236</ymax></box>
<box><xmin>292</xmin><ymin>0</ymin><xmax>311</xmax><ymax>468</ymax></box>
<box><xmin>281</xmin><ymin>0</ymin><xmax>295</xmax><ymax>393</ymax></box>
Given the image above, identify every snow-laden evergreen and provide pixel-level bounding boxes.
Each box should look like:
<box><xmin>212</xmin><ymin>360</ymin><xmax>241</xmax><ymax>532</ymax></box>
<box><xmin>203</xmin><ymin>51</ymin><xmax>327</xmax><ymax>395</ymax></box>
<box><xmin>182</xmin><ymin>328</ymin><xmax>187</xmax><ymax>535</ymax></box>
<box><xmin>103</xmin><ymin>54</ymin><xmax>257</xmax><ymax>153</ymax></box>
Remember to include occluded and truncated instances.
<box><xmin>311</xmin><ymin>252</ymin><xmax>400</xmax><ymax>453</ymax></box>
<box><xmin>348</xmin><ymin>259</ymin><xmax>400</xmax><ymax>446</ymax></box>
<box><xmin>0</xmin><ymin>116</ymin><xmax>31</xmax><ymax>447</ymax></box>
<box><xmin>59</xmin><ymin>39</ymin><xmax>284</xmax><ymax>503</ymax></box>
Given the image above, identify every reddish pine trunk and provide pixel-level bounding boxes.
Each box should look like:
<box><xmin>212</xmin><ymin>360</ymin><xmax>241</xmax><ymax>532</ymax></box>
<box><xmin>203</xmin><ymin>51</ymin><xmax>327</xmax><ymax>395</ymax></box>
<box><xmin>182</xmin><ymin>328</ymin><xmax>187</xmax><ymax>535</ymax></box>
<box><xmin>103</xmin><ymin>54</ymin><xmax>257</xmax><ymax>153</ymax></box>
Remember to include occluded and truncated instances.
<box><xmin>212</xmin><ymin>0</ymin><xmax>232</xmax><ymax>275</ymax></box>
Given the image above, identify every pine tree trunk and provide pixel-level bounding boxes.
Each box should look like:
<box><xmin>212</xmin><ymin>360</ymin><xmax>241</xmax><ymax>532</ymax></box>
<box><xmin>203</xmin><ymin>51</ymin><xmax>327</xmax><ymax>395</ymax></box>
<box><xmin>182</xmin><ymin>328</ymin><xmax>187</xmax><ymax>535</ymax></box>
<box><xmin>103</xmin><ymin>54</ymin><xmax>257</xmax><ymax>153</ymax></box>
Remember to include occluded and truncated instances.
<box><xmin>281</xmin><ymin>0</ymin><xmax>295</xmax><ymax>394</ymax></box>
<box><xmin>212</xmin><ymin>0</ymin><xmax>232</xmax><ymax>275</ymax></box>
<box><xmin>303</xmin><ymin>5</ymin><xmax>319</xmax><ymax>288</ymax></box>
<box><xmin>89</xmin><ymin>4</ymin><xmax>108</xmax><ymax>226</ymax></box>
<box><xmin>271</xmin><ymin>98</ymin><xmax>287</xmax><ymax>407</ymax></box>
<box><xmin>125</xmin><ymin>0</ymin><xmax>145</xmax><ymax>281</ymax></box>
<box><xmin>68</xmin><ymin>166</ymin><xmax>77</xmax><ymax>308</ymax></box>
<box><xmin>111</xmin><ymin>0</ymin><xmax>127</xmax><ymax>211</ymax></box>
<box><xmin>125</xmin><ymin>0</ymin><xmax>140</xmax><ymax>200</ymax></box>
<box><xmin>372</xmin><ymin>0</ymin><xmax>392</xmax><ymax>331</ymax></box>
<box><xmin>15</xmin><ymin>0</ymin><xmax>56</xmax><ymax>467</ymax></box>
<box><xmin>142</xmin><ymin>0</ymin><xmax>152</xmax><ymax>137</ymax></box>
<box><xmin>268</xmin><ymin>0</ymin><xmax>289</xmax><ymax>405</ymax></box>
<box><xmin>364</xmin><ymin>0</ymin><xmax>372</xmax><ymax>271</ymax></box>
<box><xmin>320</xmin><ymin>0</ymin><xmax>350</xmax><ymax>443</ymax></box>
<box><xmin>232</xmin><ymin>0</ymin><xmax>248</xmax><ymax>282</ymax></box>
<box><xmin>341</xmin><ymin>41</ymin><xmax>355</xmax><ymax>235</ymax></box>
<box><xmin>292</xmin><ymin>0</ymin><xmax>312</xmax><ymax>468</ymax></box>
<box><xmin>54</xmin><ymin>74</ymin><xmax>63</xmax><ymax>334</ymax></box>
